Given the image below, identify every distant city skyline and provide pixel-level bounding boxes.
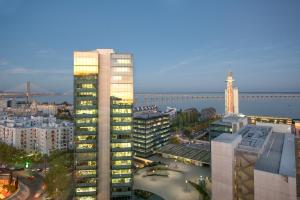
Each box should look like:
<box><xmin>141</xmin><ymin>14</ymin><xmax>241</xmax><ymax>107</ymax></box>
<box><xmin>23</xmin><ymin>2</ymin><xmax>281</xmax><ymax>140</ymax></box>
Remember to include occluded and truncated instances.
<box><xmin>1</xmin><ymin>0</ymin><xmax>300</xmax><ymax>93</ymax></box>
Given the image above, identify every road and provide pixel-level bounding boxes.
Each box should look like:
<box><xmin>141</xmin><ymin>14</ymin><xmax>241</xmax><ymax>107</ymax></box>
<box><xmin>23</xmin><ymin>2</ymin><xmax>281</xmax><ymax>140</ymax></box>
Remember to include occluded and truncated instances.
<box><xmin>13</xmin><ymin>170</ymin><xmax>45</xmax><ymax>200</ymax></box>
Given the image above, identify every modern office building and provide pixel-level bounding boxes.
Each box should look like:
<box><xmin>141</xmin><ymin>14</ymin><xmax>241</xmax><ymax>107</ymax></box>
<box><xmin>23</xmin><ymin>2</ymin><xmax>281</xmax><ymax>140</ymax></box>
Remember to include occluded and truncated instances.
<box><xmin>209</xmin><ymin>114</ymin><xmax>248</xmax><ymax>140</ymax></box>
<box><xmin>211</xmin><ymin>125</ymin><xmax>296</xmax><ymax>200</ymax></box>
<box><xmin>74</xmin><ymin>49</ymin><xmax>134</xmax><ymax>200</ymax></box>
<box><xmin>133</xmin><ymin>111</ymin><xmax>170</xmax><ymax>158</ymax></box>
<box><xmin>225</xmin><ymin>71</ymin><xmax>239</xmax><ymax>115</ymax></box>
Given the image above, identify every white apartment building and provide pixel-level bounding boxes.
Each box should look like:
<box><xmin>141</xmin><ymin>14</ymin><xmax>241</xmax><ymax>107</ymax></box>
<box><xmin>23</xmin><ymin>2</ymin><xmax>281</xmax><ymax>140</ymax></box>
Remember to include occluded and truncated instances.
<box><xmin>0</xmin><ymin>115</ymin><xmax>73</xmax><ymax>155</ymax></box>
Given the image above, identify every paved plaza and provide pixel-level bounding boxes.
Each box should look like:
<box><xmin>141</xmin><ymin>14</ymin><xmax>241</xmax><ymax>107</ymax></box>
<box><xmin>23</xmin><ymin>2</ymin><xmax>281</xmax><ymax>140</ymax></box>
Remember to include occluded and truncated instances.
<box><xmin>134</xmin><ymin>155</ymin><xmax>211</xmax><ymax>200</ymax></box>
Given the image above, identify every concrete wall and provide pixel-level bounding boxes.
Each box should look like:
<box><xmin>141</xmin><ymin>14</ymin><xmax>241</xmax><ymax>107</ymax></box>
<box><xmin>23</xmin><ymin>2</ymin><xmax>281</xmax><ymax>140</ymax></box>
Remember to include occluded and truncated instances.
<box><xmin>256</xmin><ymin>122</ymin><xmax>292</xmax><ymax>134</ymax></box>
<box><xmin>97</xmin><ymin>49</ymin><xmax>114</xmax><ymax>200</ymax></box>
<box><xmin>211</xmin><ymin>134</ymin><xmax>242</xmax><ymax>200</ymax></box>
<box><xmin>233</xmin><ymin>87</ymin><xmax>239</xmax><ymax>115</ymax></box>
<box><xmin>254</xmin><ymin>169</ymin><xmax>296</xmax><ymax>200</ymax></box>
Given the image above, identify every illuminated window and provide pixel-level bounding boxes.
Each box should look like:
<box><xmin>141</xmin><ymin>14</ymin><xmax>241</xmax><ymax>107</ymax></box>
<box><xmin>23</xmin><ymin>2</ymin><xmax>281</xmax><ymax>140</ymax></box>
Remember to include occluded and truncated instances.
<box><xmin>77</xmin><ymin>170</ymin><xmax>96</xmax><ymax>176</ymax></box>
<box><xmin>112</xmin><ymin>117</ymin><xmax>132</xmax><ymax>123</ymax></box>
<box><xmin>116</xmin><ymin>59</ymin><xmax>131</xmax><ymax>65</ymax></box>
<box><xmin>78</xmin><ymin>92</ymin><xmax>97</xmax><ymax>97</ymax></box>
<box><xmin>74</xmin><ymin>66</ymin><xmax>98</xmax><ymax>75</ymax></box>
<box><xmin>112</xmin><ymin>169</ymin><xmax>131</xmax><ymax>175</ymax></box>
<box><xmin>112</xmin><ymin>109</ymin><xmax>132</xmax><ymax>114</ymax></box>
<box><xmin>76</xmin><ymin>118</ymin><xmax>97</xmax><ymax>124</ymax></box>
<box><xmin>78</xmin><ymin>100</ymin><xmax>94</xmax><ymax>106</ymax></box>
<box><xmin>80</xmin><ymin>84</ymin><xmax>95</xmax><ymax>89</ymax></box>
<box><xmin>111</xmin><ymin>143</ymin><xmax>131</xmax><ymax>148</ymax></box>
<box><xmin>76</xmin><ymin>196</ymin><xmax>96</xmax><ymax>200</ymax></box>
<box><xmin>111</xmin><ymin>178</ymin><xmax>131</xmax><ymax>184</ymax></box>
<box><xmin>113</xmin><ymin>67</ymin><xmax>130</xmax><ymax>72</ymax></box>
<box><xmin>76</xmin><ymin>187</ymin><xmax>97</xmax><ymax>193</ymax></box>
<box><xmin>76</xmin><ymin>110</ymin><xmax>97</xmax><ymax>115</ymax></box>
<box><xmin>77</xmin><ymin>127</ymin><xmax>96</xmax><ymax>132</ymax></box>
<box><xmin>112</xmin><ymin>76</ymin><xmax>122</xmax><ymax>81</ymax></box>
<box><xmin>75</xmin><ymin>135</ymin><xmax>96</xmax><ymax>141</ymax></box>
<box><xmin>88</xmin><ymin>161</ymin><xmax>96</xmax><ymax>166</ymax></box>
<box><xmin>77</xmin><ymin>144</ymin><xmax>96</xmax><ymax>149</ymax></box>
<box><xmin>112</xmin><ymin>126</ymin><xmax>131</xmax><ymax>131</ymax></box>
<box><xmin>112</xmin><ymin>160</ymin><xmax>131</xmax><ymax>166</ymax></box>
<box><xmin>112</xmin><ymin>152</ymin><xmax>132</xmax><ymax>157</ymax></box>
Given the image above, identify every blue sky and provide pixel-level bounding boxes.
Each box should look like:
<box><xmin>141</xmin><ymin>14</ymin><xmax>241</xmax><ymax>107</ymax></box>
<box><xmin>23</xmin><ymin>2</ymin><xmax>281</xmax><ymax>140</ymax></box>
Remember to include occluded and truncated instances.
<box><xmin>0</xmin><ymin>0</ymin><xmax>300</xmax><ymax>93</ymax></box>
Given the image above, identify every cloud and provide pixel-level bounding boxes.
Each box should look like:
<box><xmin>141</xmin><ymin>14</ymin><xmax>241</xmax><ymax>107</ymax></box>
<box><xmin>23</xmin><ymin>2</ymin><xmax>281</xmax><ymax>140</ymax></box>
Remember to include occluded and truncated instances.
<box><xmin>0</xmin><ymin>58</ymin><xmax>8</xmax><ymax>66</ymax></box>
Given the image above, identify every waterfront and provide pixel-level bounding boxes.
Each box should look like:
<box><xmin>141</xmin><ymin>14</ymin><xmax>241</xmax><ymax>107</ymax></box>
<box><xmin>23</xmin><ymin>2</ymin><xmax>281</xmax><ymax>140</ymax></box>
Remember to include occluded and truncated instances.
<box><xmin>34</xmin><ymin>92</ymin><xmax>300</xmax><ymax>119</ymax></box>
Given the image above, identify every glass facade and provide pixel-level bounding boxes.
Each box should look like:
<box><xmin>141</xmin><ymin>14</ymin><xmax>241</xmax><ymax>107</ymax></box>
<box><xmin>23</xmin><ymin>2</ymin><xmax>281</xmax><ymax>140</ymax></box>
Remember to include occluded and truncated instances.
<box><xmin>133</xmin><ymin>113</ymin><xmax>170</xmax><ymax>158</ymax></box>
<box><xmin>110</xmin><ymin>54</ymin><xmax>133</xmax><ymax>200</ymax></box>
<box><xmin>74</xmin><ymin>51</ymin><xmax>133</xmax><ymax>200</ymax></box>
<box><xmin>74</xmin><ymin>52</ymin><xmax>99</xmax><ymax>199</ymax></box>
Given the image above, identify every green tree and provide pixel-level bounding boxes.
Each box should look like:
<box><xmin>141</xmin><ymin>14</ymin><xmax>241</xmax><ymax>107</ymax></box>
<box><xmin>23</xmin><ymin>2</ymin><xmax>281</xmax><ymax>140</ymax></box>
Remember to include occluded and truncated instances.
<box><xmin>183</xmin><ymin>127</ymin><xmax>192</xmax><ymax>140</ymax></box>
<box><xmin>45</xmin><ymin>150</ymin><xmax>73</xmax><ymax>199</ymax></box>
<box><xmin>170</xmin><ymin>136</ymin><xmax>181</xmax><ymax>144</ymax></box>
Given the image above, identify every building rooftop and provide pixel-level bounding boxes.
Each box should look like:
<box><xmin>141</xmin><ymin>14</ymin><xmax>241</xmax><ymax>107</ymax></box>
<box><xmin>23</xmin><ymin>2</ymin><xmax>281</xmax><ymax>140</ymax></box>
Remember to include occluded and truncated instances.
<box><xmin>156</xmin><ymin>143</ymin><xmax>211</xmax><ymax>164</ymax></box>
<box><xmin>255</xmin><ymin>133</ymin><xmax>295</xmax><ymax>177</ymax></box>
<box><xmin>211</xmin><ymin>114</ymin><xmax>247</xmax><ymax>126</ymax></box>
<box><xmin>279</xmin><ymin>134</ymin><xmax>296</xmax><ymax>177</ymax></box>
<box><xmin>237</xmin><ymin>125</ymin><xmax>271</xmax><ymax>152</ymax></box>
<box><xmin>0</xmin><ymin>115</ymin><xmax>73</xmax><ymax>129</ymax></box>
<box><xmin>213</xmin><ymin>133</ymin><xmax>241</xmax><ymax>143</ymax></box>
<box><xmin>134</xmin><ymin>111</ymin><xmax>167</xmax><ymax>120</ymax></box>
<box><xmin>254</xmin><ymin>132</ymin><xmax>284</xmax><ymax>174</ymax></box>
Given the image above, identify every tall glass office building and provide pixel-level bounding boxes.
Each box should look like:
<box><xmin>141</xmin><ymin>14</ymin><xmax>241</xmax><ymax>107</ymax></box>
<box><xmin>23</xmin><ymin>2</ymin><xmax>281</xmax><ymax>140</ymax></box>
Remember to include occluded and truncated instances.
<box><xmin>74</xmin><ymin>49</ymin><xmax>133</xmax><ymax>200</ymax></box>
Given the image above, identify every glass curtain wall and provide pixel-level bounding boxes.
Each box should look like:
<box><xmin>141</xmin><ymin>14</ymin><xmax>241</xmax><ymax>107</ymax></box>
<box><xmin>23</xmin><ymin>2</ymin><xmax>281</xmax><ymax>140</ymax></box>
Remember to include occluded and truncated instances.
<box><xmin>110</xmin><ymin>54</ymin><xmax>133</xmax><ymax>200</ymax></box>
<box><xmin>74</xmin><ymin>52</ymin><xmax>99</xmax><ymax>200</ymax></box>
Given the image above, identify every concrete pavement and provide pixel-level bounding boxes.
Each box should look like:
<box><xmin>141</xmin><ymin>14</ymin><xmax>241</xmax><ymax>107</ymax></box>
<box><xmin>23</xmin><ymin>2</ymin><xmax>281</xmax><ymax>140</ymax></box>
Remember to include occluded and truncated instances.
<box><xmin>134</xmin><ymin>156</ymin><xmax>211</xmax><ymax>200</ymax></box>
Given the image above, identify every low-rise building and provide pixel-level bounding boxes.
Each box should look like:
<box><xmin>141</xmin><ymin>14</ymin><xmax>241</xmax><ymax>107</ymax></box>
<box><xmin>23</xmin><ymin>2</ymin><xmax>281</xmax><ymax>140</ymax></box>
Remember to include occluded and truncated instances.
<box><xmin>133</xmin><ymin>111</ymin><xmax>170</xmax><ymax>158</ymax></box>
<box><xmin>0</xmin><ymin>116</ymin><xmax>73</xmax><ymax>155</ymax></box>
<box><xmin>211</xmin><ymin>125</ymin><xmax>296</xmax><ymax>200</ymax></box>
<box><xmin>156</xmin><ymin>143</ymin><xmax>210</xmax><ymax>167</ymax></box>
<box><xmin>247</xmin><ymin>115</ymin><xmax>292</xmax><ymax>125</ymax></box>
<box><xmin>165</xmin><ymin>107</ymin><xmax>177</xmax><ymax>121</ymax></box>
<box><xmin>209</xmin><ymin>114</ymin><xmax>248</xmax><ymax>140</ymax></box>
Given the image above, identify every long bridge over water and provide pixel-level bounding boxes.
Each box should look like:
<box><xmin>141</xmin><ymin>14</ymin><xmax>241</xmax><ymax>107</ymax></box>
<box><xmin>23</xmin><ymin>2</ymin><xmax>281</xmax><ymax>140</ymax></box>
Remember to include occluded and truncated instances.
<box><xmin>1</xmin><ymin>82</ymin><xmax>299</xmax><ymax>105</ymax></box>
<box><xmin>135</xmin><ymin>93</ymin><xmax>300</xmax><ymax>105</ymax></box>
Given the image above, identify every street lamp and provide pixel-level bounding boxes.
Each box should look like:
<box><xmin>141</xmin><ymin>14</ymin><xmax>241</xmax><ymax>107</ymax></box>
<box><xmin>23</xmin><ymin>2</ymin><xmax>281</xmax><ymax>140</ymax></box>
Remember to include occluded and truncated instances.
<box><xmin>185</xmin><ymin>179</ymin><xmax>188</xmax><ymax>192</ymax></box>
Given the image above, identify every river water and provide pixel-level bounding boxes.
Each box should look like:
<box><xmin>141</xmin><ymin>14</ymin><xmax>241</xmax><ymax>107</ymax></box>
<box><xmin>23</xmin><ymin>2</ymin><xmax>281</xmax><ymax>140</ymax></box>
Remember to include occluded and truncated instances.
<box><xmin>35</xmin><ymin>92</ymin><xmax>300</xmax><ymax>119</ymax></box>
